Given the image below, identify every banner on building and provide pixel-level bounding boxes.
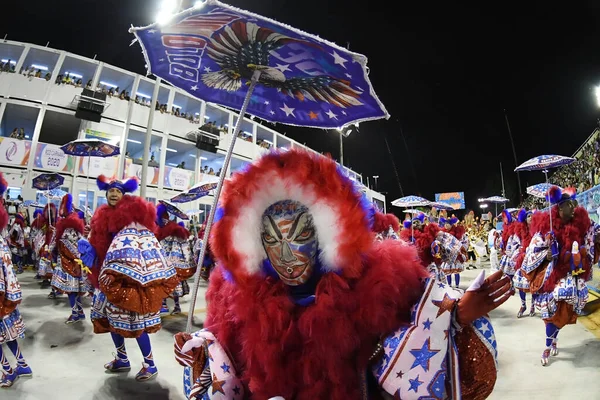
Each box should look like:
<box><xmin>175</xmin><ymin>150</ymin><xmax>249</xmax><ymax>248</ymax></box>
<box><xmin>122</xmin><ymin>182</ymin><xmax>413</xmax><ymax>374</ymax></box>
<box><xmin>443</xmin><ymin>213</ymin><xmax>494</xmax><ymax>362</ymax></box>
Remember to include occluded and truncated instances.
<box><xmin>164</xmin><ymin>166</ymin><xmax>194</xmax><ymax>191</ymax></box>
<box><xmin>434</xmin><ymin>192</ymin><xmax>465</xmax><ymax>210</ymax></box>
<box><xmin>0</xmin><ymin>137</ymin><xmax>31</xmax><ymax>166</ymax></box>
<box><xmin>78</xmin><ymin>156</ymin><xmax>119</xmax><ymax>178</ymax></box>
<box><xmin>123</xmin><ymin>159</ymin><xmax>159</xmax><ymax>186</ymax></box>
<box><xmin>34</xmin><ymin>143</ymin><xmax>74</xmax><ymax>172</ymax></box>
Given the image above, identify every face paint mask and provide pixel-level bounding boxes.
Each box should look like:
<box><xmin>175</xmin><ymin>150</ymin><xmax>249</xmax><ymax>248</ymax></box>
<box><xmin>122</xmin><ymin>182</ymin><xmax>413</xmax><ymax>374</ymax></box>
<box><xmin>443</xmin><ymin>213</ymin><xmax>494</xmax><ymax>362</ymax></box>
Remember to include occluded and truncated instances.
<box><xmin>261</xmin><ymin>200</ymin><xmax>317</xmax><ymax>286</ymax></box>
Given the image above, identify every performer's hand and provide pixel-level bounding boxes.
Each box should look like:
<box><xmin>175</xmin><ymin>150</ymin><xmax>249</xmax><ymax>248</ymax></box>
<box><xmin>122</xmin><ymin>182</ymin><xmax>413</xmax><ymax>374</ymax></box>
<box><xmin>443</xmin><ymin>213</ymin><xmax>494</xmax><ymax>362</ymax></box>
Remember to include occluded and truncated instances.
<box><xmin>456</xmin><ymin>270</ymin><xmax>512</xmax><ymax>326</ymax></box>
<box><xmin>77</xmin><ymin>239</ymin><xmax>96</xmax><ymax>267</ymax></box>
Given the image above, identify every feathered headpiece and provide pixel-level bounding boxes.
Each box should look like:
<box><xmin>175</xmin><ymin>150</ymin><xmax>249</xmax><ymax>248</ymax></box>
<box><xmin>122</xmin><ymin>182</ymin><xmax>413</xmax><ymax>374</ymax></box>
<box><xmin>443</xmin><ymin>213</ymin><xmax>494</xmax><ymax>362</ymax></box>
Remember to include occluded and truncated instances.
<box><xmin>546</xmin><ymin>185</ymin><xmax>576</xmax><ymax>205</ymax></box>
<box><xmin>59</xmin><ymin>193</ymin><xmax>73</xmax><ymax>217</ymax></box>
<box><xmin>502</xmin><ymin>209</ymin><xmax>513</xmax><ymax>224</ymax></box>
<box><xmin>33</xmin><ymin>209</ymin><xmax>43</xmax><ymax>219</ymax></box>
<box><xmin>156</xmin><ymin>203</ymin><xmax>169</xmax><ymax>227</ymax></box>
<box><xmin>439</xmin><ymin>216</ymin><xmax>458</xmax><ymax>226</ymax></box>
<box><xmin>96</xmin><ymin>175</ymin><xmax>138</xmax><ymax>194</ymax></box>
<box><xmin>403</xmin><ymin>212</ymin><xmax>426</xmax><ymax>229</ymax></box>
<box><xmin>517</xmin><ymin>208</ymin><xmax>528</xmax><ymax>223</ymax></box>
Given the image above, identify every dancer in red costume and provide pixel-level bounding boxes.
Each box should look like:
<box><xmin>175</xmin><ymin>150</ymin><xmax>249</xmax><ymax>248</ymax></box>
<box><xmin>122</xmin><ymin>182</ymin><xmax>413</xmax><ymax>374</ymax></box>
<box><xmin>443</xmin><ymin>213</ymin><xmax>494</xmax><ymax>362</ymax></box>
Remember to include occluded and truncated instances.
<box><xmin>522</xmin><ymin>186</ymin><xmax>599</xmax><ymax>366</ymax></box>
<box><xmin>174</xmin><ymin>149</ymin><xmax>511</xmax><ymax>400</ymax></box>
<box><xmin>440</xmin><ymin>216</ymin><xmax>467</xmax><ymax>287</ymax></box>
<box><xmin>78</xmin><ymin>176</ymin><xmax>178</xmax><ymax>381</ymax></box>
<box><xmin>38</xmin><ymin>204</ymin><xmax>57</xmax><ymax>292</ymax></box>
<box><xmin>372</xmin><ymin>211</ymin><xmax>400</xmax><ymax>241</ymax></box>
<box><xmin>509</xmin><ymin>209</ymin><xmax>536</xmax><ymax>318</ymax></box>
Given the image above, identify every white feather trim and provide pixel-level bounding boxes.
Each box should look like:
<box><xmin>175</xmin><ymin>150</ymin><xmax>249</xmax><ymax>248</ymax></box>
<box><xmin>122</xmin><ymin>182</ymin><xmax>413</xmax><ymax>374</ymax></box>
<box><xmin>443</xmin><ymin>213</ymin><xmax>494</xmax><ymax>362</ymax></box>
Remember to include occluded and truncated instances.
<box><xmin>230</xmin><ymin>171</ymin><xmax>341</xmax><ymax>276</ymax></box>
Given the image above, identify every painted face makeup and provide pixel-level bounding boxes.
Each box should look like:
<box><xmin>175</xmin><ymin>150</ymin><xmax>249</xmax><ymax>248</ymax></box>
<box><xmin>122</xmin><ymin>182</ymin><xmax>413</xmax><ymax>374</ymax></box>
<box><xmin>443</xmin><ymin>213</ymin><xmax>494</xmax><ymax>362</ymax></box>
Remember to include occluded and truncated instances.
<box><xmin>261</xmin><ymin>200</ymin><xmax>317</xmax><ymax>286</ymax></box>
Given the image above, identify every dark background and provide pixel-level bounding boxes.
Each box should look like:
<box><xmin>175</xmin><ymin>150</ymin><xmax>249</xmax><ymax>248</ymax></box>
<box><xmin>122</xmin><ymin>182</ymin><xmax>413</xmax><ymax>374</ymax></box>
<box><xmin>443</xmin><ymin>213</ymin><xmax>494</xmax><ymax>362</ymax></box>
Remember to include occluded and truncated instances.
<box><xmin>2</xmin><ymin>0</ymin><xmax>600</xmax><ymax>217</ymax></box>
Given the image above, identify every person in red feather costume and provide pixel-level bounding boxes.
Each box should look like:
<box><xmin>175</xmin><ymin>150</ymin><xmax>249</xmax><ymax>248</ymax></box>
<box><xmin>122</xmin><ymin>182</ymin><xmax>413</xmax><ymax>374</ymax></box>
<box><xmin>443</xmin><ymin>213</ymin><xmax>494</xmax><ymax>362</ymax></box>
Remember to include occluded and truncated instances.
<box><xmin>155</xmin><ymin>203</ymin><xmax>195</xmax><ymax>315</ymax></box>
<box><xmin>372</xmin><ymin>211</ymin><xmax>400</xmax><ymax>241</ymax></box>
<box><xmin>509</xmin><ymin>209</ymin><xmax>536</xmax><ymax>318</ymax></box>
<box><xmin>50</xmin><ymin>194</ymin><xmax>86</xmax><ymax>324</ymax></box>
<box><xmin>522</xmin><ymin>186</ymin><xmax>600</xmax><ymax>366</ymax></box>
<box><xmin>173</xmin><ymin>149</ymin><xmax>511</xmax><ymax>400</ymax></box>
<box><xmin>77</xmin><ymin>175</ymin><xmax>178</xmax><ymax>381</ymax></box>
<box><xmin>38</xmin><ymin>203</ymin><xmax>57</xmax><ymax>291</ymax></box>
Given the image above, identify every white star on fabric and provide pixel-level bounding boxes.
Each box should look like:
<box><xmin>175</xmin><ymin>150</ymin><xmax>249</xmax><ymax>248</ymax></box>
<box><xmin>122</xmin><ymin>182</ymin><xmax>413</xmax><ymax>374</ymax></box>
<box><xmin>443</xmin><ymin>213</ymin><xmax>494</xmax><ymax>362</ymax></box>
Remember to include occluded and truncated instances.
<box><xmin>159</xmin><ymin>58</ymin><xmax>165</xmax><ymax>62</ymax></box>
<box><xmin>331</xmin><ymin>51</ymin><xmax>348</xmax><ymax>69</ymax></box>
<box><xmin>264</xmin><ymin>100</ymin><xmax>270</xmax><ymax>105</ymax></box>
<box><xmin>479</xmin><ymin>321</ymin><xmax>490</xmax><ymax>335</ymax></box>
<box><xmin>147</xmin><ymin>29</ymin><xmax>157</xmax><ymax>34</ymax></box>
<box><xmin>326</xmin><ymin>109</ymin><xmax>338</xmax><ymax>119</ymax></box>
<box><xmin>270</xmin><ymin>110</ymin><xmax>275</xmax><ymax>115</ymax></box>
<box><xmin>204</xmin><ymin>66</ymin><xmax>212</xmax><ymax>73</ymax></box>
<box><xmin>280</xmin><ymin>103</ymin><xmax>296</xmax><ymax>117</ymax></box>
<box><xmin>191</xmin><ymin>85</ymin><xmax>198</xmax><ymax>91</ymax></box>
<box><xmin>341</xmin><ymin>110</ymin><xmax>347</xmax><ymax>115</ymax></box>
<box><xmin>345</xmin><ymin>73</ymin><xmax>352</xmax><ymax>78</ymax></box>
<box><xmin>275</xmin><ymin>64</ymin><xmax>291</xmax><ymax>73</ymax></box>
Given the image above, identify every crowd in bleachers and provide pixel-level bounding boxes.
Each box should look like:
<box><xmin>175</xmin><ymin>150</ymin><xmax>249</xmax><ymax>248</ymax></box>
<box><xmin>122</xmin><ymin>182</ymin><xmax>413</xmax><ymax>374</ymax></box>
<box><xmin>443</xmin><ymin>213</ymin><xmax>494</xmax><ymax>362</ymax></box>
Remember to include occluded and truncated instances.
<box><xmin>522</xmin><ymin>131</ymin><xmax>600</xmax><ymax>209</ymax></box>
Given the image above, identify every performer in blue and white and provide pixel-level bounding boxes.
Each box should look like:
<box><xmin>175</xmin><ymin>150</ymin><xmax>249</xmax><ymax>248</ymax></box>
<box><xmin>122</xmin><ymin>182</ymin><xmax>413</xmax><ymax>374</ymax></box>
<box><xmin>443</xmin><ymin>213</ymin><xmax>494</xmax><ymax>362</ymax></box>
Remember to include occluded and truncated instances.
<box><xmin>0</xmin><ymin>174</ymin><xmax>32</xmax><ymax>388</ymax></box>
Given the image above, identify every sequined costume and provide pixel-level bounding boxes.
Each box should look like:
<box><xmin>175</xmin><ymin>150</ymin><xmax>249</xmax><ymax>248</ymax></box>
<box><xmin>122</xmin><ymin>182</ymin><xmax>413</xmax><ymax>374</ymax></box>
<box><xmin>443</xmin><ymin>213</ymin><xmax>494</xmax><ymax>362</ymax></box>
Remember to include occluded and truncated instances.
<box><xmin>173</xmin><ymin>149</ymin><xmax>509</xmax><ymax>400</ymax></box>
<box><xmin>51</xmin><ymin>194</ymin><xmax>88</xmax><ymax>324</ymax></box>
<box><xmin>499</xmin><ymin>210</ymin><xmax>522</xmax><ymax>277</ymax></box>
<box><xmin>509</xmin><ymin>209</ymin><xmax>536</xmax><ymax>318</ymax></box>
<box><xmin>521</xmin><ymin>187</ymin><xmax>599</xmax><ymax>366</ymax></box>
<box><xmin>440</xmin><ymin>217</ymin><xmax>467</xmax><ymax>287</ymax></box>
<box><xmin>37</xmin><ymin>204</ymin><xmax>57</xmax><ymax>287</ymax></box>
<box><xmin>156</xmin><ymin>204</ymin><xmax>195</xmax><ymax>315</ymax></box>
<box><xmin>8</xmin><ymin>215</ymin><xmax>25</xmax><ymax>273</ymax></box>
<box><xmin>0</xmin><ymin>174</ymin><xmax>32</xmax><ymax>388</ymax></box>
<box><xmin>79</xmin><ymin>175</ymin><xmax>178</xmax><ymax>381</ymax></box>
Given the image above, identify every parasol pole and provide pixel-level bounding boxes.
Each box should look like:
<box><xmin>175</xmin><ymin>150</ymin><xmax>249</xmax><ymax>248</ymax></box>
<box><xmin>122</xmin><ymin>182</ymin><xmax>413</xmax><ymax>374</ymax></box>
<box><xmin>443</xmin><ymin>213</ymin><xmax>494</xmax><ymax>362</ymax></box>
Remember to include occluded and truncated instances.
<box><xmin>140</xmin><ymin>77</ymin><xmax>161</xmax><ymax>199</ymax></box>
<box><xmin>544</xmin><ymin>169</ymin><xmax>552</xmax><ymax>232</ymax></box>
<box><xmin>186</xmin><ymin>70</ymin><xmax>262</xmax><ymax>332</ymax></box>
<box><xmin>85</xmin><ymin>149</ymin><xmax>91</xmax><ymax>222</ymax></box>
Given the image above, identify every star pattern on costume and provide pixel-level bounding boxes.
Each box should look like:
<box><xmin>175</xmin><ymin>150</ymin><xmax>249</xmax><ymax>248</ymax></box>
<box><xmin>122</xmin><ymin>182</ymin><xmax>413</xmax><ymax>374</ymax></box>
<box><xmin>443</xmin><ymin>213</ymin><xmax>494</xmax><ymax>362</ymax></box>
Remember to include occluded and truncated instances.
<box><xmin>204</xmin><ymin>66</ymin><xmax>212</xmax><ymax>73</ymax></box>
<box><xmin>159</xmin><ymin>58</ymin><xmax>165</xmax><ymax>62</ymax></box>
<box><xmin>147</xmin><ymin>29</ymin><xmax>157</xmax><ymax>34</ymax></box>
<box><xmin>479</xmin><ymin>321</ymin><xmax>490</xmax><ymax>335</ymax></box>
<box><xmin>211</xmin><ymin>373</ymin><xmax>226</xmax><ymax>395</ymax></box>
<box><xmin>437</xmin><ymin>282</ymin><xmax>446</xmax><ymax>289</ymax></box>
<box><xmin>423</xmin><ymin>318</ymin><xmax>433</xmax><ymax>330</ymax></box>
<box><xmin>341</xmin><ymin>110</ymin><xmax>347</xmax><ymax>115</ymax></box>
<box><xmin>269</xmin><ymin>110</ymin><xmax>275</xmax><ymax>115</ymax></box>
<box><xmin>432</xmin><ymin>293</ymin><xmax>456</xmax><ymax>318</ymax></box>
<box><xmin>408</xmin><ymin>375</ymin><xmax>424</xmax><ymax>392</ymax></box>
<box><xmin>308</xmin><ymin>111</ymin><xmax>319</xmax><ymax>120</ymax></box>
<box><xmin>326</xmin><ymin>109</ymin><xmax>338</xmax><ymax>119</ymax></box>
<box><xmin>275</xmin><ymin>63</ymin><xmax>291</xmax><ymax>72</ymax></box>
<box><xmin>409</xmin><ymin>338</ymin><xmax>440</xmax><ymax>372</ymax></box>
<box><xmin>221</xmin><ymin>362</ymin><xmax>230</xmax><ymax>373</ymax></box>
<box><xmin>121</xmin><ymin>237</ymin><xmax>133</xmax><ymax>247</ymax></box>
<box><xmin>345</xmin><ymin>73</ymin><xmax>352</xmax><ymax>78</ymax></box>
<box><xmin>190</xmin><ymin>85</ymin><xmax>198</xmax><ymax>91</ymax></box>
<box><xmin>396</xmin><ymin>370</ymin><xmax>404</xmax><ymax>378</ymax></box>
<box><xmin>280</xmin><ymin>103</ymin><xmax>296</xmax><ymax>117</ymax></box>
<box><xmin>331</xmin><ymin>51</ymin><xmax>348</xmax><ymax>68</ymax></box>
<box><xmin>233</xmin><ymin>386</ymin><xmax>241</xmax><ymax>395</ymax></box>
<box><xmin>264</xmin><ymin>100</ymin><xmax>270</xmax><ymax>105</ymax></box>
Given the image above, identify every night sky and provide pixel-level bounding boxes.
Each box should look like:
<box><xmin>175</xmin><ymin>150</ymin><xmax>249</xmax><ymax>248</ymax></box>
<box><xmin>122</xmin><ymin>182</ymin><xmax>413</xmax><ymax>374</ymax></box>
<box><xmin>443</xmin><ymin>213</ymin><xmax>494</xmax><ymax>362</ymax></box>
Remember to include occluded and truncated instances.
<box><xmin>2</xmin><ymin>0</ymin><xmax>600</xmax><ymax>216</ymax></box>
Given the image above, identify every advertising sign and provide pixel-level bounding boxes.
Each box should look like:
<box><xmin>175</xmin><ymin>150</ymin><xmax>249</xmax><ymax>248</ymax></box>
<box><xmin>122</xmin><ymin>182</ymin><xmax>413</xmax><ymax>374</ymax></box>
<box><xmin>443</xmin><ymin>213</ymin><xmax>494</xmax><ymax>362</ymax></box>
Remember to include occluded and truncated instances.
<box><xmin>78</xmin><ymin>156</ymin><xmax>119</xmax><ymax>178</ymax></box>
<box><xmin>34</xmin><ymin>143</ymin><xmax>73</xmax><ymax>172</ymax></box>
<box><xmin>164</xmin><ymin>166</ymin><xmax>193</xmax><ymax>191</ymax></box>
<box><xmin>124</xmin><ymin>159</ymin><xmax>159</xmax><ymax>186</ymax></box>
<box><xmin>435</xmin><ymin>192</ymin><xmax>466</xmax><ymax>210</ymax></box>
<box><xmin>0</xmin><ymin>137</ymin><xmax>31</xmax><ymax>166</ymax></box>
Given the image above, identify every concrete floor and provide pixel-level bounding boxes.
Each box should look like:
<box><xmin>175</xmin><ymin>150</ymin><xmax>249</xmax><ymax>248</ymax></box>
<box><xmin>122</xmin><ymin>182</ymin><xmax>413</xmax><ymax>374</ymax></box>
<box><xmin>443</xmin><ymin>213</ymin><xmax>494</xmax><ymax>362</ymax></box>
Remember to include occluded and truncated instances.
<box><xmin>3</xmin><ymin>264</ymin><xmax>600</xmax><ymax>399</ymax></box>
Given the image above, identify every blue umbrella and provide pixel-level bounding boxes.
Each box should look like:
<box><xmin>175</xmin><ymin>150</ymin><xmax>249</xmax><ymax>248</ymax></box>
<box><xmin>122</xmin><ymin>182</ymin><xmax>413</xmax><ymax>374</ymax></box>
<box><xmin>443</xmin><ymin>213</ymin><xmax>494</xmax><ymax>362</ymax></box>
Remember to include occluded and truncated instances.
<box><xmin>60</xmin><ymin>139</ymin><xmax>121</xmax><ymax>213</ymax></box>
<box><xmin>527</xmin><ymin>183</ymin><xmax>562</xmax><ymax>199</ymax></box>
<box><xmin>48</xmin><ymin>188</ymin><xmax>67</xmax><ymax>199</ymax></box>
<box><xmin>391</xmin><ymin>195</ymin><xmax>430</xmax><ymax>208</ymax></box>
<box><xmin>482</xmin><ymin>196</ymin><xmax>509</xmax><ymax>203</ymax></box>
<box><xmin>131</xmin><ymin>0</ymin><xmax>390</xmax><ymax>332</ymax></box>
<box><xmin>428</xmin><ymin>201</ymin><xmax>454</xmax><ymax>210</ymax></box>
<box><xmin>170</xmin><ymin>181</ymin><xmax>217</xmax><ymax>203</ymax></box>
<box><xmin>159</xmin><ymin>200</ymin><xmax>189</xmax><ymax>220</ymax></box>
<box><xmin>32</xmin><ymin>173</ymin><xmax>64</xmax><ymax>191</ymax></box>
<box><xmin>516</xmin><ymin>154</ymin><xmax>575</xmax><ymax>231</ymax></box>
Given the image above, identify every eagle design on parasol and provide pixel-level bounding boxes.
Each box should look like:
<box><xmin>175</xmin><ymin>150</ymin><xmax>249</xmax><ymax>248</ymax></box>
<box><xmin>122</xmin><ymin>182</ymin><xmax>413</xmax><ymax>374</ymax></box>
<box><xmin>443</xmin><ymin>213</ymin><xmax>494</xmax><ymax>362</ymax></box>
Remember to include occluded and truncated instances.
<box><xmin>202</xmin><ymin>21</ymin><xmax>364</xmax><ymax>108</ymax></box>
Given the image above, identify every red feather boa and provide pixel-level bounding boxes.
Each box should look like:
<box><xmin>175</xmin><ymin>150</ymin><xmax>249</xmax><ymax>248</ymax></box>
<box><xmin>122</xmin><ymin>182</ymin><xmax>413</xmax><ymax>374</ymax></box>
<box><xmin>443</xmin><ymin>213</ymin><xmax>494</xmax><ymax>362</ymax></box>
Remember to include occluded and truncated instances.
<box><xmin>444</xmin><ymin>225</ymin><xmax>465</xmax><ymax>240</ymax></box>
<box><xmin>0</xmin><ymin>203</ymin><xmax>7</xmax><ymax>231</ymax></box>
<box><xmin>88</xmin><ymin>195</ymin><xmax>157</xmax><ymax>288</ymax></box>
<box><xmin>205</xmin><ymin>240</ymin><xmax>427</xmax><ymax>400</ymax></box>
<box><xmin>399</xmin><ymin>223</ymin><xmax>440</xmax><ymax>267</ymax></box>
<box><xmin>372</xmin><ymin>212</ymin><xmax>400</xmax><ymax>233</ymax></box>
<box><xmin>501</xmin><ymin>222</ymin><xmax>515</xmax><ymax>249</ymax></box>
<box><xmin>530</xmin><ymin>206</ymin><xmax>592</xmax><ymax>289</ymax></box>
<box><xmin>155</xmin><ymin>221</ymin><xmax>190</xmax><ymax>242</ymax></box>
<box><xmin>55</xmin><ymin>213</ymin><xmax>84</xmax><ymax>243</ymax></box>
<box><xmin>511</xmin><ymin>222</ymin><xmax>530</xmax><ymax>271</ymax></box>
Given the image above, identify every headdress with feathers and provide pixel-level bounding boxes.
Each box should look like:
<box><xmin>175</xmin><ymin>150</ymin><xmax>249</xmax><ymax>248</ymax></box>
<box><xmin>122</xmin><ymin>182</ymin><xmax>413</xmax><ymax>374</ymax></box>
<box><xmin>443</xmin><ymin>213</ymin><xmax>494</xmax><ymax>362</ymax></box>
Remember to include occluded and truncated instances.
<box><xmin>156</xmin><ymin>203</ymin><xmax>170</xmax><ymax>227</ymax></box>
<box><xmin>59</xmin><ymin>193</ymin><xmax>73</xmax><ymax>217</ymax></box>
<box><xmin>546</xmin><ymin>186</ymin><xmax>576</xmax><ymax>205</ymax></box>
<box><xmin>96</xmin><ymin>175</ymin><xmax>138</xmax><ymax>194</ymax></box>
<box><xmin>438</xmin><ymin>216</ymin><xmax>458</xmax><ymax>227</ymax></box>
<box><xmin>403</xmin><ymin>212</ymin><xmax>426</xmax><ymax>229</ymax></box>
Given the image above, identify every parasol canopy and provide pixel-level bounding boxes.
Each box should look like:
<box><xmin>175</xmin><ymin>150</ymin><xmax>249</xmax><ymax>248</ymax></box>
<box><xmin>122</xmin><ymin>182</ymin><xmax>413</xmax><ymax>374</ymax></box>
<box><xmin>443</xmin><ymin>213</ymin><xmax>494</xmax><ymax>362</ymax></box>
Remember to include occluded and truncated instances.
<box><xmin>186</xmin><ymin>209</ymin><xmax>204</xmax><ymax>217</ymax></box>
<box><xmin>527</xmin><ymin>183</ymin><xmax>562</xmax><ymax>199</ymax></box>
<box><xmin>515</xmin><ymin>155</ymin><xmax>575</xmax><ymax>172</ymax></box>
<box><xmin>391</xmin><ymin>195</ymin><xmax>430</xmax><ymax>208</ymax></box>
<box><xmin>428</xmin><ymin>201</ymin><xmax>454</xmax><ymax>210</ymax></box>
<box><xmin>481</xmin><ymin>196</ymin><xmax>509</xmax><ymax>203</ymax></box>
<box><xmin>32</xmin><ymin>173</ymin><xmax>64</xmax><ymax>191</ymax></box>
<box><xmin>60</xmin><ymin>139</ymin><xmax>120</xmax><ymax>158</ymax></box>
<box><xmin>130</xmin><ymin>0</ymin><xmax>388</xmax><ymax>129</ymax></box>
<box><xmin>47</xmin><ymin>188</ymin><xmax>67</xmax><ymax>199</ymax></box>
<box><xmin>403</xmin><ymin>209</ymin><xmax>421</xmax><ymax>214</ymax></box>
<box><xmin>159</xmin><ymin>199</ymin><xmax>190</xmax><ymax>220</ymax></box>
<box><xmin>23</xmin><ymin>200</ymin><xmax>36</xmax><ymax>207</ymax></box>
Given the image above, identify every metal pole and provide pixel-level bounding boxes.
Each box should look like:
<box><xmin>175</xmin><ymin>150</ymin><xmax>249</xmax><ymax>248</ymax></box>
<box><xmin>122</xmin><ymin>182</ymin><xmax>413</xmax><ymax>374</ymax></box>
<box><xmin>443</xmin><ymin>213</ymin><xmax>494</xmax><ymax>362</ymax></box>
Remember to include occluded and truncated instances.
<box><xmin>186</xmin><ymin>70</ymin><xmax>261</xmax><ymax>332</ymax></box>
<box><xmin>500</xmin><ymin>162</ymin><xmax>506</xmax><ymax>205</ymax></box>
<box><xmin>504</xmin><ymin>109</ymin><xmax>523</xmax><ymax>200</ymax></box>
<box><xmin>383</xmin><ymin>131</ymin><xmax>404</xmax><ymax>197</ymax></box>
<box><xmin>140</xmin><ymin>77</ymin><xmax>161</xmax><ymax>199</ymax></box>
<box><xmin>339</xmin><ymin>130</ymin><xmax>343</xmax><ymax>166</ymax></box>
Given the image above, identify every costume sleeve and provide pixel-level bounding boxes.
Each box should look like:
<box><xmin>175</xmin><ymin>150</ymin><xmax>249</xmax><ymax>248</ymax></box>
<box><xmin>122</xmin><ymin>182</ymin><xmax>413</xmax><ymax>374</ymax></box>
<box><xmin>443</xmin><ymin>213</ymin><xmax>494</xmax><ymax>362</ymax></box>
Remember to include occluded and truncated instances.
<box><xmin>0</xmin><ymin>241</ymin><xmax>22</xmax><ymax>317</ymax></box>
<box><xmin>58</xmin><ymin>228</ymin><xmax>83</xmax><ymax>278</ymax></box>
<box><xmin>371</xmin><ymin>278</ymin><xmax>498</xmax><ymax>399</ymax></box>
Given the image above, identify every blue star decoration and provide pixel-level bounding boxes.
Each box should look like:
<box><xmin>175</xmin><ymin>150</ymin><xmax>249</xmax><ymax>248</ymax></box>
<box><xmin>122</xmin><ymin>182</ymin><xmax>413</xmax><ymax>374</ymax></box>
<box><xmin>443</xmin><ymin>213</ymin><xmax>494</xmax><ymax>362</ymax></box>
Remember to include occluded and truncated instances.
<box><xmin>233</xmin><ymin>386</ymin><xmax>241</xmax><ymax>395</ymax></box>
<box><xmin>221</xmin><ymin>362</ymin><xmax>230</xmax><ymax>374</ymax></box>
<box><xmin>437</xmin><ymin>282</ymin><xmax>446</xmax><ymax>289</ymax></box>
<box><xmin>410</xmin><ymin>338</ymin><xmax>440</xmax><ymax>372</ymax></box>
<box><xmin>120</xmin><ymin>237</ymin><xmax>133</xmax><ymax>247</ymax></box>
<box><xmin>423</xmin><ymin>318</ymin><xmax>433</xmax><ymax>330</ymax></box>
<box><xmin>408</xmin><ymin>374</ymin><xmax>424</xmax><ymax>392</ymax></box>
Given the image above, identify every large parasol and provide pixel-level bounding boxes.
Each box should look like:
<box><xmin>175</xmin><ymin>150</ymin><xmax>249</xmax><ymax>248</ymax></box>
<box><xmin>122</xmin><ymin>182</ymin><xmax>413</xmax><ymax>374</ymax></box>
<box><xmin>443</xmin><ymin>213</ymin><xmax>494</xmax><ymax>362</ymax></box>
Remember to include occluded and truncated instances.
<box><xmin>170</xmin><ymin>181</ymin><xmax>218</xmax><ymax>203</ymax></box>
<box><xmin>515</xmin><ymin>154</ymin><xmax>575</xmax><ymax>231</ymax></box>
<box><xmin>60</xmin><ymin>139</ymin><xmax>120</xmax><ymax>217</ymax></box>
<box><xmin>159</xmin><ymin>199</ymin><xmax>190</xmax><ymax>220</ymax></box>
<box><xmin>32</xmin><ymin>173</ymin><xmax>64</xmax><ymax>226</ymax></box>
<box><xmin>130</xmin><ymin>0</ymin><xmax>389</xmax><ymax>332</ymax></box>
<box><xmin>526</xmin><ymin>183</ymin><xmax>560</xmax><ymax>199</ymax></box>
<box><xmin>391</xmin><ymin>195</ymin><xmax>430</xmax><ymax>237</ymax></box>
<box><xmin>481</xmin><ymin>195</ymin><xmax>509</xmax><ymax>216</ymax></box>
